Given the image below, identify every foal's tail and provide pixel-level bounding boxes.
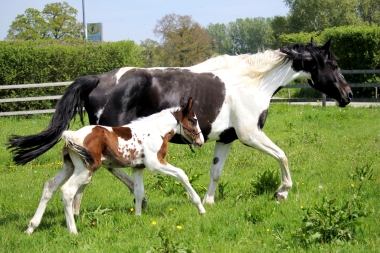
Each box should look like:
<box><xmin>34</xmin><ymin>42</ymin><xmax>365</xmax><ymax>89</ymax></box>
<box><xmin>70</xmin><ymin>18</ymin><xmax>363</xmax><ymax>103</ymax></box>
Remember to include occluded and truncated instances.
<box><xmin>62</xmin><ymin>131</ymin><xmax>95</xmax><ymax>166</ymax></box>
<box><xmin>7</xmin><ymin>75</ymin><xmax>100</xmax><ymax>165</ymax></box>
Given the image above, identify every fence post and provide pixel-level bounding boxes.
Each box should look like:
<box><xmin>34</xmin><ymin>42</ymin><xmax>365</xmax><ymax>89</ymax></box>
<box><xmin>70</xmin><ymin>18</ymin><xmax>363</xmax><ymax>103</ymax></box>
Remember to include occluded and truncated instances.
<box><xmin>322</xmin><ymin>93</ymin><xmax>326</xmax><ymax>107</ymax></box>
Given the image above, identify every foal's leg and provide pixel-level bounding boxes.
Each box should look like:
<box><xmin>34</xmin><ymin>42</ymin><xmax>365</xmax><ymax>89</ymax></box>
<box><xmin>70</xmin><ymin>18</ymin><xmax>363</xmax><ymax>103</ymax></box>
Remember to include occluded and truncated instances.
<box><xmin>71</xmin><ymin>167</ymin><xmax>147</xmax><ymax>214</ymax></box>
<box><xmin>150</xmin><ymin>163</ymin><xmax>206</xmax><ymax>214</ymax></box>
<box><xmin>25</xmin><ymin>156</ymin><xmax>74</xmax><ymax>234</ymax></box>
<box><xmin>72</xmin><ymin>185</ymin><xmax>86</xmax><ymax>215</ymax></box>
<box><xmin>203</xmin><ymin>142</ymin><xmax>232</xmax><ymax>204</ymax></box>
<box><xmin>61</xmin><ymin>153</ymin><xmax>93</xmax><ymax>234</ymax></box>
<box><xmin>240</xmin><ymin>131</ymin><xmax>292</xmax><ymax>200</ymax></box>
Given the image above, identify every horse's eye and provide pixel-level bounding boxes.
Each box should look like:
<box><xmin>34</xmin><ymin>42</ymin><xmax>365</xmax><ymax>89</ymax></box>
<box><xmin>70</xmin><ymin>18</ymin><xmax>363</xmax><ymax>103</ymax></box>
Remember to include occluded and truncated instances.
<box><xmin>328</xmin><ymin>60</ymin><xmax>338</xmax><ymax>70</ymax></box>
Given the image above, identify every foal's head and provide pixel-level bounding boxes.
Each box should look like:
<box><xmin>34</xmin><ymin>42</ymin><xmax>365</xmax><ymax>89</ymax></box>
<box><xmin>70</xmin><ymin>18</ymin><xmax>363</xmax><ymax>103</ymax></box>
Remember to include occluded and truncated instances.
<box><xmin>281</xmin><ymin>38</ymin><xmax>353</xmax><ymax>107</ymax></box>
<box><xmin>172</xmin><ymin>97</ymin><xmax>204</xmax><ymax>148</ymax></box>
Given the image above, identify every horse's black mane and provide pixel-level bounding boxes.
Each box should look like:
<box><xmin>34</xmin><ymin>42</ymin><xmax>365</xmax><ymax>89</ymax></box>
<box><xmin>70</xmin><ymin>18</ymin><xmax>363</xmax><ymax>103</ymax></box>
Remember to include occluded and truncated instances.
<box><xmin>281</xmin><ymin>41</ymin><xmax>337</xmax><ymax>70</ymax></box>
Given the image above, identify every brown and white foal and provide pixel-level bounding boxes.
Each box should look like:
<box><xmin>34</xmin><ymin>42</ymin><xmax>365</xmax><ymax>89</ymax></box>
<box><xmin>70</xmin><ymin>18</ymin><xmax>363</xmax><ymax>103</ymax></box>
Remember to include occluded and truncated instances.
<box><xmin>25</xmin><ymin>97</ymin><xmax>205</xmax><ymax>234</ymax></box>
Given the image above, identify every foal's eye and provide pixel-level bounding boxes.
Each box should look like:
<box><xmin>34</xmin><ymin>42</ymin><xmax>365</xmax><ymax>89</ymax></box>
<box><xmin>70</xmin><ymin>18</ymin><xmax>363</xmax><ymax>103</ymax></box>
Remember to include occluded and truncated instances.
<box><xmin>189</xmin><ymin>118</ymin><xmax>197</xmax><ymax>126</ymax></box>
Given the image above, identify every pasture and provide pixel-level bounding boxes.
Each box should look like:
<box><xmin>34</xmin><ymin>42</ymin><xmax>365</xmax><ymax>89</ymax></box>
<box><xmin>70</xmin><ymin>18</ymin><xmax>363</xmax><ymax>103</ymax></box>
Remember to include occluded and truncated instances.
<box><xmin>0</xmin><ymin>104</ymin><xmax>379</xmax><ymax>252</ymax></box>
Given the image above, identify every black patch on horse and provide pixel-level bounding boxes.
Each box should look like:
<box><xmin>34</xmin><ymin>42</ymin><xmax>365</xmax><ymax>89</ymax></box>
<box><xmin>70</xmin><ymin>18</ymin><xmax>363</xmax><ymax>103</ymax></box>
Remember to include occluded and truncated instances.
<box><xmin>258</xmin><ymin>109</ymin><xmax>268</xmax><ymax>130</ymax></box>
<box><xmin>87</xmin><ymin>68</ymin><xmax>226</xmax><ymax>142</ymax></box>
<box><xmin>218</xmin><ymin>127</ymin><xmax>238</xmax><ymax>144</ymax></box>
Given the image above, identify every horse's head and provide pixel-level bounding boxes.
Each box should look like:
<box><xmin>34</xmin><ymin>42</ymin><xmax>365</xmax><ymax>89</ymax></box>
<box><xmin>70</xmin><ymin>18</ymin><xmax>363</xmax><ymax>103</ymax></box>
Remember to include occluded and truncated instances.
<box><xmin>173</xmin><ymin>97</ymin><xmax>204</xmax><ymax>148</ymax></box>
<box><xmin>281</xmin><ymin>38</ymin><xmax>353</xmax><ymax>107</ymax></box>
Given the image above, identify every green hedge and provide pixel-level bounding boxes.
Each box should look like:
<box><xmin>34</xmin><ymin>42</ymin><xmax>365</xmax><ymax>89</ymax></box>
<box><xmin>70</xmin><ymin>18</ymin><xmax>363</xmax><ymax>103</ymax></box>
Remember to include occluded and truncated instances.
<box><xmin>0</xmin><ymin>40</ymin><xmax>143</xmax><ymax>112</ymax></box>
<box><xmin>279</xmin><ymin>26</ymin><xmax>380</xmax><ymax>98</ymax></box>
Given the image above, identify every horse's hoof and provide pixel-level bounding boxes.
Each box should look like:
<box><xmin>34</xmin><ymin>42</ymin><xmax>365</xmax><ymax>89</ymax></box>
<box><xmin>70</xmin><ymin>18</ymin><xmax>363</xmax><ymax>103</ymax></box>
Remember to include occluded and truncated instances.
<box><xmin>134</xmin><ymin>197</ymin><xmax>148</xmax><ymax>209</ymax></box>
<box><xmin>142</xmin><ymin>197</ymin><xmax>148</xmax><ymax>209</ymax></box>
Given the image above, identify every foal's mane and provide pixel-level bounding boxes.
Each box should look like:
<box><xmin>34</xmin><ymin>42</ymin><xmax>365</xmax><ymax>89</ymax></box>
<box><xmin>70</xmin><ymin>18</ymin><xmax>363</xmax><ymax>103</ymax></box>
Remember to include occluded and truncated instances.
<box><xmin>130</xmin><ymin>107</ymin><xmax>181</xmax><ymax>126</ymax></box>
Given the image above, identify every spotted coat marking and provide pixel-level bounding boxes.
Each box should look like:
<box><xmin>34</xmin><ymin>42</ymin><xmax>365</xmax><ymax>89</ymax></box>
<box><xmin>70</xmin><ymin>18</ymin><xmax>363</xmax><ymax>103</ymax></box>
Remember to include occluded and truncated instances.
<box><xmin>157</xmin><ymin>130</ymin><xmax>175</xmax><ymax>165</ymax></box>
<box><xmin>82</xmin><ymin>126</ymin><xmax>144</xmax><ymax>171</ymax></box>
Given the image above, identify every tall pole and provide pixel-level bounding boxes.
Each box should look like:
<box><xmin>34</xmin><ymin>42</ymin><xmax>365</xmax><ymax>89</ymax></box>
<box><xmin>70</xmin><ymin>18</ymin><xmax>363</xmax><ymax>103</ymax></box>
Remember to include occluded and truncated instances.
<box><xmin>82</xmin><ymin>0</ymin><xmax>87</xmax><ymax>40</ymax></box>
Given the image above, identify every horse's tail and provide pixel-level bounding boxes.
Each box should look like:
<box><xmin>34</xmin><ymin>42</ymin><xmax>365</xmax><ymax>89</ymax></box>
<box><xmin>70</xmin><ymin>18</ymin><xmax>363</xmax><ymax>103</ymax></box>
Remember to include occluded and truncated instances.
<box><xmin>7</xmin><ymin>75</ymin><xmax>100</xmax><ymax>165</ymax></box>
<box><xmin>62</xmin><ymin>131</ymin><xmax>95</xmax><ymax>166</ymax></box>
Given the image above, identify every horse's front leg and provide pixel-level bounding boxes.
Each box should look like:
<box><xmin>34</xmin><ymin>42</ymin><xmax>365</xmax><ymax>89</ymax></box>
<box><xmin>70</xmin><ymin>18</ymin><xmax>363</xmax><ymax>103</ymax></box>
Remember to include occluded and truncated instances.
<box><xmin>203</xmin><ymin>142</ymin><xmax>232</xmax><ymax>204</ymax></box>
<box><xmin>240</xmin><ymin>130</ymin><xmax>292</xmax><ymax>200</ymax></box>
<box><xmin>106</xmin><ymin>168</ymin><xmax>148</xmax><ymax>209</ymax></box>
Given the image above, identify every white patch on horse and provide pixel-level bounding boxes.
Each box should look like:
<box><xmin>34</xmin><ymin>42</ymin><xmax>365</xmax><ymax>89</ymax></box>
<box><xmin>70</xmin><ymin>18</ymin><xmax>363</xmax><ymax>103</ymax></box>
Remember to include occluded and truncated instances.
<box><xmin>95</xmin><ymin>108</ymin><xmax>104</xmax><ymax>124</ymax></box>
<box><xmin>115</xmin><ymin>67</ymin><xmax>134</xmax><ymax>84</ymax></box>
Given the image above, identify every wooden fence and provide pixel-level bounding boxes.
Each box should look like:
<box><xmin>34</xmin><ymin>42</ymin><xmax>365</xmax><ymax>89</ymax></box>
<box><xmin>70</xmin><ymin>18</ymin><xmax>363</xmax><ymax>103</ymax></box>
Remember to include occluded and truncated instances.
<box><xmin>1</xmin><ymin>70</ymin><xmax>379</xmax><ymax>116</ymax></box>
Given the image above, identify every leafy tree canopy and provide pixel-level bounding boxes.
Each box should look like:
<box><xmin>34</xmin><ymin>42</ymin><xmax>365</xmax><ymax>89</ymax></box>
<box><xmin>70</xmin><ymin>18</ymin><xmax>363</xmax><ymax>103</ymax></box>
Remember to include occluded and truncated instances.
<box><xmin>6</xmin><ymin>1</ymin><xmax>83</xmax><ymax>40</ymax></box>
<box><xmin>284</xmin><ymin>0</ymin><xmax>380</xmax><ymax>33</ymax></box>
<box><xmin>153</xmin><ymin>13</ymin><xmax>213</xmax><ymax>67</ymax></box>
<box><xmin>208</xmin><ymin>17</ymin><xmax>275</xmax><ymax>55</ymax></box>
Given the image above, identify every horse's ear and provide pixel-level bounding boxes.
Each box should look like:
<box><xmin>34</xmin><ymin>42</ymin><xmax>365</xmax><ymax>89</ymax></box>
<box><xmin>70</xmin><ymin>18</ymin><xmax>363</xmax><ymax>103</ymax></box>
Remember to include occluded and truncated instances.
<box><xmin>310</xmin><ymin>37</ymin><xmax>318</xmax><ymax>47</ymax></box>
<box><xmin>321</xmin><ymin>37</ymin><xmax>332</xmax><ymax>52</ymax></box>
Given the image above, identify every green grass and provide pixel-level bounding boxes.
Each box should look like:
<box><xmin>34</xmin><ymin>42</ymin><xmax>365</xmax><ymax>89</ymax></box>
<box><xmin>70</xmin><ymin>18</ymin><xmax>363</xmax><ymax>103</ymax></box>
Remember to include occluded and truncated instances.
<box><xmin>0</xmin><ymin>104</ymin><xmax>379</xmax><ymax>252</ymax></box>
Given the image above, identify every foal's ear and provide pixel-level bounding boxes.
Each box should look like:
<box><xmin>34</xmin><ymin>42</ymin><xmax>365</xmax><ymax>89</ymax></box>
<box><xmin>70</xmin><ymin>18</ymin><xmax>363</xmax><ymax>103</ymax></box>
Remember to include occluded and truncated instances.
<box><xmin>179</xmin><ymin>97</ymin><xmax>185</xmax><ymax>107</ymax></box>
<box><xmin>183</xmin><ymin>97</ymin><xmax>193</xmax><ymax>116</ymax></box>
<box><xmin>187</xmin><ymin>97</ymin><xmax>193</xmax><ymax>110</ymax></box>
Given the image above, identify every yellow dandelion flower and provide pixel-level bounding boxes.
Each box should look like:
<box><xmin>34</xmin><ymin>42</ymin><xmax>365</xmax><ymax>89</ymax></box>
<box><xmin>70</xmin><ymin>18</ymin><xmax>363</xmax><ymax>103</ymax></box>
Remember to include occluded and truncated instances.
<box><xmin>266</xmin><ymin>228</ymin><xmax>270</xmax><ymax>232</ymax></box>
<box><xmin>176</xmin><ymin>225</ymin><xmax>183</xmax><ymax>230</ymax></box>
<box><xmin>130</xmin><ymin>207</ymin><xmax>134</xmax><ymax>212</ymax></box>
<box><xmin>169</xmin><ymin>208</ymin><xmax>173</xmax><ymax>211</ymax></box>
<box><xmin>300</xmin><ymin>206</ymin><xmax>304</xmax><ymax>209</ymax></box>
<box><xmin>351</xmin><ymin>183</ymin><xmax>355</xmax><ymax>187</ymax></box>
<box><xmin>152</xmin><ymin>221</ymin><xmax>157</xmax><ymax>225</ymax></box>
<box><xmin>303</xmin><ymin>234</ymin><xmax>306</xmax><ymax>237</ymax></box>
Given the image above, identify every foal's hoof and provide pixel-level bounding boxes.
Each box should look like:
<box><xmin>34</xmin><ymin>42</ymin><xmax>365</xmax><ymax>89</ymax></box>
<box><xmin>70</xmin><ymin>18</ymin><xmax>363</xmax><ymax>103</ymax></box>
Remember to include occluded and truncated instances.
<box><xmin>274</xmin><ymin>192</ymin><xmax>286</xmax><ymax>201</ymax></box>
<box><xmin>133</xmin><ymin>197</ymin><xmax>148</xmax><ymax>209</ymax></box>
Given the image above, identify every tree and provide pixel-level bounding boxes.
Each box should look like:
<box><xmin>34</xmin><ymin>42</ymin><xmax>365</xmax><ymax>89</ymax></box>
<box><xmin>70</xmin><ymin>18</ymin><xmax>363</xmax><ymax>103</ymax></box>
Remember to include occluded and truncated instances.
<box><xmin>153</xmin><ymin>14</ymin><xmax>213</xmax><ymax>67</ymax></box>
<box><xmin>284</xmin><ymin>0</ymin><xmax>361</xmax><ymax>33</ymax></box>
<box><xmin>140</xmin><ymin>39</ymin><xmax>162</xmax><ymax>67</ymax></box>
<box><xmin>357</xmin><ymin>0</ymin><xmax>380</xmax><ymax>25</ymax></box>
<box><xmin>208</xmin><ymin>17</ymin><xmax>275</xmax><ymax>55</ymax></box>
<box><xmin>207</xmin><ymin>23</ymin><xmax>233</xmax><ymax>55</ymax></box>
<box><xmin>229</xmin><ymin>17</ymin><xmax>275</xmax><ymax>54</ymax></box>
<box><xmin>6</xmin><ymin>2</ymin><xmax>83</xmax><ymax>40</ymax></box>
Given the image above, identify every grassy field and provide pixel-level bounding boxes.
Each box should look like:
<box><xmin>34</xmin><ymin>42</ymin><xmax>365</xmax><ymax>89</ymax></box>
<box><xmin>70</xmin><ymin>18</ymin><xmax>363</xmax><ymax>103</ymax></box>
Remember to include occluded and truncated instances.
<box><xmin>0</xmin><ymin>104</ymin><xmax>379</xmax><ymax>253</ymax></box>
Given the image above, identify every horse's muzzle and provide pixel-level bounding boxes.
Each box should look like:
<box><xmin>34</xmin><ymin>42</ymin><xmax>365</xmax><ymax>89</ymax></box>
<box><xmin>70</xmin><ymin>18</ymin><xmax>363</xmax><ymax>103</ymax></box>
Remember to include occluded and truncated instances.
<box><xmin>338</xmin><ymin>90</ymin><xmax>353</xmax><ymax>107</ymax></box>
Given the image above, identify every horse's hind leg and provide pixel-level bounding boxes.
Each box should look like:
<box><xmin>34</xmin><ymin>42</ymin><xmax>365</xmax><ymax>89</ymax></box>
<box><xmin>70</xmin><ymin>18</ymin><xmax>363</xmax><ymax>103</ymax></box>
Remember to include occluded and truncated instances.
<box><xmin>25</xmin><ymin>153</ymin><xmax>74</xmax><ymax>235</ymax></box>
<box><xmin>107</xmin><ymin>168</ymin><xmax>148</xmax><ymax>209</ymax></box>
<box><xmin>203</xmin><ymin>142</ymin><xmax>232</xmax><ymax>204</ymax></box>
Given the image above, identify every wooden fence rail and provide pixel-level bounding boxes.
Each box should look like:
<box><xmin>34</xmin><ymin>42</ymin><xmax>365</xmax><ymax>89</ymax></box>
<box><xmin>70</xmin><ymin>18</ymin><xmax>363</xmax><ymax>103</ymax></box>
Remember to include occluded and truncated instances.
<box><xmin>1</xmin><ymin>70</ymin><xmax>379</xmax><ymax>116</ymax></box>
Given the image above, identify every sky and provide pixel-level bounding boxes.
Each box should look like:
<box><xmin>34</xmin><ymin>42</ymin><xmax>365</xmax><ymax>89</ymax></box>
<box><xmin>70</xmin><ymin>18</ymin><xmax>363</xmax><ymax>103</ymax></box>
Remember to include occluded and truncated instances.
<box><xmin>0</xmin><ymin>0</ymin><xmax>289</xmax><ymax>43</ymax></box>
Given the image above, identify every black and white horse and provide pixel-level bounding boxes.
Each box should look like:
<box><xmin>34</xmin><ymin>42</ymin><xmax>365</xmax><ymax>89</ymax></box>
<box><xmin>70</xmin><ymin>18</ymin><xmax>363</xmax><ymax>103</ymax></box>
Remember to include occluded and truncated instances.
<box><xmin>8</xmin><ymin>38</ymin><xmax>352</xmax><ymax>208</ymax></box>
